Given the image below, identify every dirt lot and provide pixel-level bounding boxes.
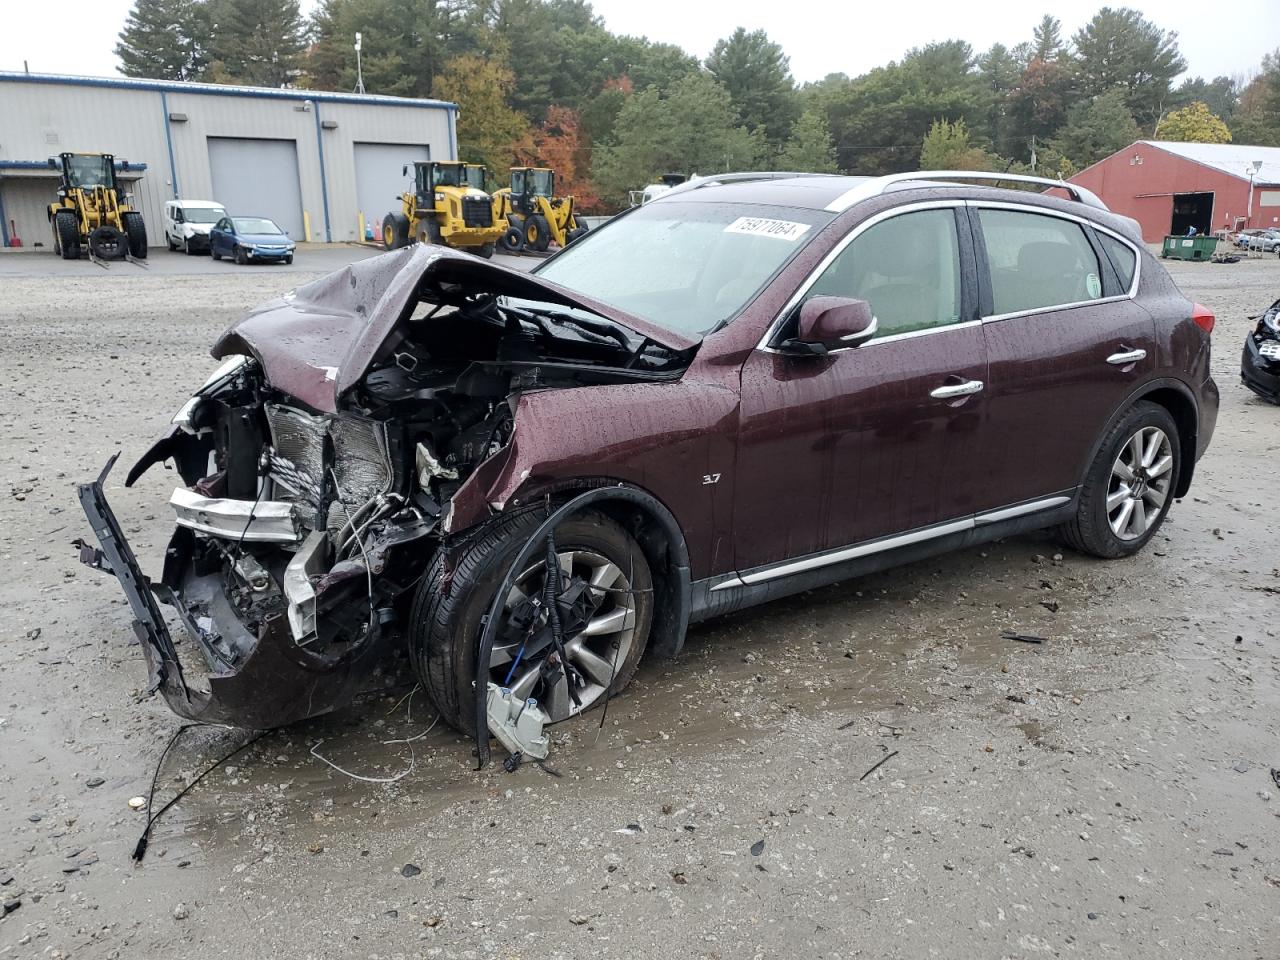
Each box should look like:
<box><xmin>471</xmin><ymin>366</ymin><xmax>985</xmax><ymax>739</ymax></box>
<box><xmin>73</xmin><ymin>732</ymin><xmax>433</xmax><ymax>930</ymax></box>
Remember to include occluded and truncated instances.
<box><xmin>0</xmin><ymin>251</ymin><xmax>1276</xmax><ymax>959</ymax></box>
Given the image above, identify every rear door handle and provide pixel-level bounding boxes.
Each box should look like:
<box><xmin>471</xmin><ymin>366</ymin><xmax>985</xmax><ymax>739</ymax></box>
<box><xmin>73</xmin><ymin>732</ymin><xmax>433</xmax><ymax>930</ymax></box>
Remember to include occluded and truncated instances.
<box><xmin>930</xmin><ymin>378</ymin><xmax>984</xmax><ymax>399</ymax></box>
<box><xmin>1106</xmin><ymin>348</ymin><xmax>1147</xmax><ymax>365</ymax></box>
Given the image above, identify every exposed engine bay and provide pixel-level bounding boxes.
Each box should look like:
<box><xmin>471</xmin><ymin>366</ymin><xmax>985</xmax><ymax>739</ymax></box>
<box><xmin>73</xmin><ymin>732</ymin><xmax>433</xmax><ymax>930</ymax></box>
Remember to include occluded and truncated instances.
<box><xmin>78</xmin><ymin>248</ymin><xmax>692</xmax><ymax>728</ymax></box>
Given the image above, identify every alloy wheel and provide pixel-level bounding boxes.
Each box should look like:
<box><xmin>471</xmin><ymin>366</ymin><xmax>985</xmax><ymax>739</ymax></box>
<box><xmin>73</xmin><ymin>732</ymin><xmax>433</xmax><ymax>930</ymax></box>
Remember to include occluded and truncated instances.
<box><xmin>488</xmin><ymin>548</ymin><xmax>637</xmax><ymax>722</ymax></box>
<box><xmin>1107</xmin><ymin>426</ymin><xmax>1173</xmax><ymax>541</ymax></box>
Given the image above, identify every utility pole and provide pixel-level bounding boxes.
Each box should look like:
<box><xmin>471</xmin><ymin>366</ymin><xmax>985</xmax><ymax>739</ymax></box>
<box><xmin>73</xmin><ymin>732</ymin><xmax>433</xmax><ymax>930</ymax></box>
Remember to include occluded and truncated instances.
<box><xmin>1030</xmin><ymin>135</ymin><xmax>1037</xmax><ymax>173</ymax></box>
<box><xmin>354</xmin><ymin>32</ymin><xmax>366</xmax><ymax>95</ymax></box>
<box><xmin>1247</xmin><ymin>160</ymin><xmax>1262</xmax><ymax>228</ymax></box>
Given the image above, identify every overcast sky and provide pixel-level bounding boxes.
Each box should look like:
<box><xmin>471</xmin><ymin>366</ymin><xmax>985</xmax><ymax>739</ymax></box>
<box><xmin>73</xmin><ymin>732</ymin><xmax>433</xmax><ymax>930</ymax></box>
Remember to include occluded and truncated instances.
<box><xmin>1</xmin><ymin>0</ymin><xmax>1275</xmax><ymax>85</ymax></box>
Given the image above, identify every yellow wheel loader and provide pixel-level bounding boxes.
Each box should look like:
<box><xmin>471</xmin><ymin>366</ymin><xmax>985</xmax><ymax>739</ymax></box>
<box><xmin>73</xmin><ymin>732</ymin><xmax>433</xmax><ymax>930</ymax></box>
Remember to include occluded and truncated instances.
<box><xmin>47</xmin><ymin>152</ymin><xmax>147</xmax><ymax>261</ymax></box>
<box><xmin>382</xmin><ymin>161</ymin><xmax>502</xmax><ymax>259</ymax></box>
<box><xmin>491</xmin><ymin>167</ymin><xmax>589</xmax><ymax>253</ymax></box>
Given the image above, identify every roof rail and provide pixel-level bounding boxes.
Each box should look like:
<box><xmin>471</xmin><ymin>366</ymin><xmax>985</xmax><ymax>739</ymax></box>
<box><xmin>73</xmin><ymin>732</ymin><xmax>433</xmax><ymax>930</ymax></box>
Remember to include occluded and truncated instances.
<box><xmin>824</xmin><ymin>170</ymin><xmax>1108</xmax><ymax>213</ymax></box>
<box><xmin>658</xmin><ymin>171</ymin><xmax>832</xmax><ymax>200</ymax></box>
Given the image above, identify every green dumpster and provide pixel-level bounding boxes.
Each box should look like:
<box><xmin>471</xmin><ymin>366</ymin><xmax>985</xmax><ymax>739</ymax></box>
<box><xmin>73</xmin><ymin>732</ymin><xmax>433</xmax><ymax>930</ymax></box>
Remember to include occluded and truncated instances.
<box><xmin>1161</xmin><ymin>235</ymin><xmax>1219</xmax><ymax>260</ymax></box>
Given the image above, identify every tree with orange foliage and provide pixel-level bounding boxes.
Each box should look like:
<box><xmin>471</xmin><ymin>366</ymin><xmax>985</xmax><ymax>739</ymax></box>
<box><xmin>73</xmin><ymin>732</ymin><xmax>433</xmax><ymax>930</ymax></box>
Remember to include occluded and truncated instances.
<box><xmin>518</xmin><ymin>105</ymin><xmax>601</xmax><ymax>211</ymax></box>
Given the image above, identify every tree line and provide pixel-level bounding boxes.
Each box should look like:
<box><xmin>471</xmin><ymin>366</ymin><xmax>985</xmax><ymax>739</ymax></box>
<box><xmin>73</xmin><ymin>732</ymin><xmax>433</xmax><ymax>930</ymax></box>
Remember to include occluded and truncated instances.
<box><xmin>116</xmin><ymin>1</ymin><xmax>1280</xmax><ymax>210</ymax></box>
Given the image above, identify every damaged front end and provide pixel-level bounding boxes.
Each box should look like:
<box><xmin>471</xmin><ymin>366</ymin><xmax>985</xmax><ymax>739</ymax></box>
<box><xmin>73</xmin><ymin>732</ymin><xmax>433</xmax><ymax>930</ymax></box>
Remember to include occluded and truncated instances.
<box><xmin>77</xmin><ymin>246</ymin><xmax>693</xmax><ymax>728</ymax></box>
<box><xmin>1242</xmin><ymin>296</ymin><xmax>1280</xmax><ymax>404</ymax></box>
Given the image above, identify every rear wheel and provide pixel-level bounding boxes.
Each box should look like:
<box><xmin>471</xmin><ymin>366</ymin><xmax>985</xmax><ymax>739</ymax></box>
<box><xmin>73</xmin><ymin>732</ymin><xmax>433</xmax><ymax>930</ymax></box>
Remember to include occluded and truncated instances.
<box><xmin>410</xmin><ymin>509</ymin><xmax>653</xmax><ymax>735</ymax></box>
<box><xmin>122</xmin><ymin>213</ymin><xmax>147</xmax><ymax>259</ymax></box>
<box><xmin>524</xmin><ymin>214</ymin><xmax>551</xmax><ymax>252</ymax></box>
<box><xmin>1060</xmin><ymin>401</ymin><xmax>1180</xmax><ymax>559</ymax></box>
<box><xmin>54</xmin><ymin>211</ymin><xmax>80</xmax><ymax>260</ymax></box>
<box><xmin>383</xmin><ymin>212</ymin><xmax>410</xmax><ymax>250</ymax></box>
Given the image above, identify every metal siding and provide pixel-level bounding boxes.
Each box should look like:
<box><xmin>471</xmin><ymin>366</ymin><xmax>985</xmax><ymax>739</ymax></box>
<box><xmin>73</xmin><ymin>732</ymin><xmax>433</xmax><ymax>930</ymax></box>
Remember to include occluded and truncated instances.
<box><xmin>0</xmin><ymin>76</ymin><xmax>453</xmax><ymax>247</ymax></box>
<box><xmin>353</xmin><ymin>142</ymin><xmax>430</xmax><ymax>242</ymax></box>
<box><xmin>208</xmin><ymin>138</ymin><xmax>305</xmax><ymax>239</ymax></box>
<box><xmin>0</xmin><ymin>180</ymin><xmax>55</xmax><ymax>248</ymax></box>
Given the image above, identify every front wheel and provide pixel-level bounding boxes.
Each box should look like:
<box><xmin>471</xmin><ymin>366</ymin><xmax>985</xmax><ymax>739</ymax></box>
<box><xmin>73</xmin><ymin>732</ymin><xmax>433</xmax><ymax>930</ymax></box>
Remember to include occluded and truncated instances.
<box><xmin>1060</xmin><ymin>401</ymin><xmax>1180</xmax><ymax>558</ymax></box>
<box><xmin>524</xmin><ymin>214</ymin><xmax>551</xmax><ymax>252</ymax></box>
<box><xmin>284</xmin><ymin>254</ymin><xmax>294</xmax><ymax>265</ymax></box>
<box><xmin>474</xmin><ymin>242</ymin><xmax>495</xmax><ymax>259</ymax></box>
<box><xmin>410</xmin><ymin>509</ymin><xmax>653</xmax><ymax>735</ymax></box>
<box><xmin>234</xmin><ymin>246</ymin><xmax>247</xmax><ymax>265</ymax></box>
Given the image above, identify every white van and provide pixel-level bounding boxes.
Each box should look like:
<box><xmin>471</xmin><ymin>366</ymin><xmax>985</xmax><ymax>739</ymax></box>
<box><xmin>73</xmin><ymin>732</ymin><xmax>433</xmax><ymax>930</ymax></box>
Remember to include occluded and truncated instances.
<box><xmin>164</xmin><ymin>199</ymin><xmax>229</xmax><ymax>254</ymax></box>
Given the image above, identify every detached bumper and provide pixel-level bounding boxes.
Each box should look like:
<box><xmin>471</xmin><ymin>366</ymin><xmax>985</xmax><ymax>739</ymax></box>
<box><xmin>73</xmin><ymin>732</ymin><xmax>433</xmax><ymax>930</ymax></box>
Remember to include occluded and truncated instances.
<box><xmin>1242</xmin><ymin>335</ymin><xmax>1280</xmax><ymax>402</ymax></box>
<box><xmin>76</xmin><ymin>456</ymin><xmax>373</xmax><ymax>728</ymax></box>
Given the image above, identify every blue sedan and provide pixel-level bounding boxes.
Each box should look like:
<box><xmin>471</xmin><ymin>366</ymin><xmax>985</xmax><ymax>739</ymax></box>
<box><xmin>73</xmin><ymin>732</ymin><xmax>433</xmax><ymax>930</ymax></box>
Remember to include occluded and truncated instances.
<box><xmin>210</xmin><ymin>216</ymin><xmax>296</xmax><ymax>265</ymax></box>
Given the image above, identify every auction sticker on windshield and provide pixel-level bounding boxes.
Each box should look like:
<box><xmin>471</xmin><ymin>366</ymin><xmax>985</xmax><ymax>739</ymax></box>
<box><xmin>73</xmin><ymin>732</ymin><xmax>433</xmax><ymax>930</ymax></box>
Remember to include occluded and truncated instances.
<box><xmin>724</xmin><ymin>216</ymin><xmax>811</xmax><ymax>241</ymax></box>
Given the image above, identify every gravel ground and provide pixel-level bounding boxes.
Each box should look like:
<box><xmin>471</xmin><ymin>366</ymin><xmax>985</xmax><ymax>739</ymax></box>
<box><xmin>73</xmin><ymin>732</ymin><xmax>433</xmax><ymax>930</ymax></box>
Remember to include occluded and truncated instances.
<box><xmin>0</xmin><ymin>251</ymin><xmax>1276</xmax><ymax>959</ymax></box>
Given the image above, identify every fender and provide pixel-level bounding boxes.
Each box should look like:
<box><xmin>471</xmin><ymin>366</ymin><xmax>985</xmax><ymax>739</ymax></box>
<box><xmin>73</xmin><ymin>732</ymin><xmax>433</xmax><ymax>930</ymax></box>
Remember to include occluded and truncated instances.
<box><xmin>1080</xmin><ymin>375</ymin><xmax>1202</xmax><ymax>496</ymax></box>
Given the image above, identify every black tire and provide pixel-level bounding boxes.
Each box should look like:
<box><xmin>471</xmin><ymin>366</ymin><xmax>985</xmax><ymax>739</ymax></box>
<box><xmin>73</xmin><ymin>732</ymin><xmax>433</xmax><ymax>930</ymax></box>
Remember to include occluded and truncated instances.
<box><xmin>123</xmin><ymin>212</ymin><xmax>147</xmax><ymax>258</ymax></box>
<box><xmin>234</xmin><ymin>245</ymin><xmax>247</xmax><ymax>265</ymax></box>
<box><xmin>474</xmin><ymin>242</ymin><xmax>495</xmax><ymax>259</ymax></box>
<box><xmin>524</xmin><ymin>214</ymin><xmax>551</xmax><ymax>252</ymax></box>
<box><xmin>572</xmin><ymin>215</ymin><xmax>590</xmax><ymax>236</ymax></box>
<box><xmin>166</xmin><ymin>233</ymin><xmax>177</xmax><ymax>252</ymax></box>
<box><xmin>410</xmin><ymin>509</ymin><xmax>654</xmax><ymax>735</ymax></box>
<box><xmin>211</xmin><ymin>248</ymin><xmax>222</xmax><ymax>261</ymax></box>
<box><xmin>1059</xmin><ymin>401</ymin><xmax>1181</xmax><ymax>559</ymax></box>
<box><xmin>383</xmin><ymin>212</ymin><xmax>410</xmax><ymax>250</ymax></box>
<box><xmin>284</xmin><ymin>254</ymin><xmax>294</xmax><ymax>265</ymax></box>
<box><xmin>500</xmin><ymin>225</ymin><xmax>524</xmax><ymax>253</ymax></box>
<box><xmin>54</xmin><ymin>211</ymin><xmax>80</xmax><ymax>260</ymax></box>
<box><xmin>88</xmin><ymin>225</ymin><xmax>126</xmax><ymax>260</ymax></box>
<box><xmin>565</xmin><ymin>226</ymin><xmax>587</xmax><ymax>245</ymax></box>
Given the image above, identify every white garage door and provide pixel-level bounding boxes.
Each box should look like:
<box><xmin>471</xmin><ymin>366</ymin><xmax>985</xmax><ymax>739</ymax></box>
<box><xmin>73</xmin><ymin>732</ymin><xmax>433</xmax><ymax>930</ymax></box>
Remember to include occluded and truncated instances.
<box><xmin>208</xmin><ymin>137</ymin><xmax>304</xmax><ymax>240</ymax></box>
<box><xmin>354</xmin><ymin>142</ymin><xmax>429</xmax><ymax>239</ymax></box>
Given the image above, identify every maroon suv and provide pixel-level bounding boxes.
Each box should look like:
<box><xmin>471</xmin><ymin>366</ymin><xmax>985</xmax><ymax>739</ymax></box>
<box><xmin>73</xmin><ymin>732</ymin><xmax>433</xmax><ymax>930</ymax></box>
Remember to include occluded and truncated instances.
<box><xmin>78</xmin><ymin>171</ymin><xmax>1218</xmax><ymax>745</ymax></box>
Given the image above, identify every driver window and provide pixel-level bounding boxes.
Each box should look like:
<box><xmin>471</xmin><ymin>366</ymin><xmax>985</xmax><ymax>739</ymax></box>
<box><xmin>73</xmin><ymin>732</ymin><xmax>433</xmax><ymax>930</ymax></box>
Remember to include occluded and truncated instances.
<box><xmin>807</xmin><ymin>208</ymin><xmax>962</xmax><ymax>339</ymax></box>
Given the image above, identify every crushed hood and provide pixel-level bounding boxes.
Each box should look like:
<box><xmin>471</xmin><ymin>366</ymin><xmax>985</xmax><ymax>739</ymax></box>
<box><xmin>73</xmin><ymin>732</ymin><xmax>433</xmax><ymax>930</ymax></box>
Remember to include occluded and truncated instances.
<box><xmin>212</xmin><ymin>246</ymin><xmax>695</xmax><ymax>412</ymax></box>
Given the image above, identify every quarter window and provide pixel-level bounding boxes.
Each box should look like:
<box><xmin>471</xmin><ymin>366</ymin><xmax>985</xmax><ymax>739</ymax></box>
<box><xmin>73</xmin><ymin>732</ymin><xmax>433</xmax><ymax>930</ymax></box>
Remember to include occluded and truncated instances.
<box><xmin>806</xmin><ymin>208</ymin><xmax>962</xmax><ymax>339</ymax></box>
<box><xmin>1097</xmin><ymin>232</ymin><xmax>1137</xmax><ymax>291</ymax></box>
<box><xmin>978</xmin><ymin>209</ymin><xmax>1104</xmax><ymax>315</ymax></box>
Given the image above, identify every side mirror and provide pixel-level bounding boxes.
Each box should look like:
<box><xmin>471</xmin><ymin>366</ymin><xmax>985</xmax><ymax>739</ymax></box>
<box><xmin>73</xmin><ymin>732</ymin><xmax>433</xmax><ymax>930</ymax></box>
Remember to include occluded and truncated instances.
<box><xmin>784</xmin><ymin>297</ymin><xmax>878</xmax><ymax>354</ymax></box>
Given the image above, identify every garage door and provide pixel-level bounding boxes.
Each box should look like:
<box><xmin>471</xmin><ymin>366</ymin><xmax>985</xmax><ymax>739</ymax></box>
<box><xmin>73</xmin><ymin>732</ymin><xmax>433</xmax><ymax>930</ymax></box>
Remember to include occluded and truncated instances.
<box><xmin>207</xmin><ymin>137</ymin><xmax>304</xmax><ymax>240</ymax></box>
<box><xmin>354</xmin><ymin>142</ymin><xmax>429</xmax><ymax>238</ymax></box>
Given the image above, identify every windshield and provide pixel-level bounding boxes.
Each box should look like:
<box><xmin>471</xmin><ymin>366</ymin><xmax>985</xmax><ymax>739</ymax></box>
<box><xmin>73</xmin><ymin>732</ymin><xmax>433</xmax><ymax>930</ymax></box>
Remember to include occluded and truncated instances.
<box><xmin>530</xmin><ymin>169</ymin><xmax>553</xmax><ymax>197</ymax></box>
<box><xmin>533</xmin><ymin>201</ymin><xmax>833</xmax><ymax>338</ymax></box>
<box><xmin>233</xmin><ymin>218</ymin><xmax>283</xmax><ymax>235</ymax></box>
<box><xmin>65</xmin><ymin>155</ymin><xmax>114</xmax><ymax>189</ymax></box>
<box><xmin>184</xmin><ymin>207</ymin><xmax>227</xmax><ymax>224</ymax></box>
<box><xmin>464</xmin><ymin>166</ymin><xmax>485</xmax><ymax>190</ymax></box>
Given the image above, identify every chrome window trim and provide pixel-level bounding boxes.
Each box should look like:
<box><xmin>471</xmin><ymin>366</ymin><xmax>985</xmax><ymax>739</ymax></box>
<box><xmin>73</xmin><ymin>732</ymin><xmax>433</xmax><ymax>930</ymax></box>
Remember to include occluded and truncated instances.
<box><xmin>723</xmin><ymin>495</ymin><xmax>1073</xmax><ymax>588</ymax></box>
<box><xmin>756</xmin><ymin>200</ymin><xmax>966</xmax><ymax>353</ymax></box>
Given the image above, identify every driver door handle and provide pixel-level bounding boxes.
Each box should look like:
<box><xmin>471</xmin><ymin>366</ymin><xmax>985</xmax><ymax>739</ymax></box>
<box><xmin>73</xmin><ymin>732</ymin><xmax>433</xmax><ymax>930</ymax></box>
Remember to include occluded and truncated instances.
<box><xmin>930</xmin><ymin>378</ymin><xmax>985</xmax><ymax>399</ymax></box>
<box><xmin>1106</xmin><ymin>348</ymin><xmax>1147</xmax><ymax>365</ymax></box>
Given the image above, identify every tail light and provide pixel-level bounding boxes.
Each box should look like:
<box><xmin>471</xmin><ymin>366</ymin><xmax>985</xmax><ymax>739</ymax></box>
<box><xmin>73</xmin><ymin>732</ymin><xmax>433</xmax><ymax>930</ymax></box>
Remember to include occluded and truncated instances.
<box><xmin>1191</xmin><ymin>302</ymin><xmax>1215</xmax><ymax>335</ymax></box>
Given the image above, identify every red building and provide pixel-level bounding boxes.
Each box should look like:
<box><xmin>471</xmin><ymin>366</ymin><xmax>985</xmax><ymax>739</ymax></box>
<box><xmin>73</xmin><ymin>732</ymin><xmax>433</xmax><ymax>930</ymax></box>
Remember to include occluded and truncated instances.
<box><xmin>1069</xmin><ymin>140</ymin><xmax>1280</xmax><ymax>242</ymax></box>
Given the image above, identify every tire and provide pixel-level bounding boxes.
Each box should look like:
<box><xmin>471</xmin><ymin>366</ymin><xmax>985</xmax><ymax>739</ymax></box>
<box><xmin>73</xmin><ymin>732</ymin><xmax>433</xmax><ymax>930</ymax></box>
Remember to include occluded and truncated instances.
<box><xmin>474</xmin><ymin>242</ymin><xmax>495</xmax><ymax>259</ymax></box>
<box><xmin>211</xmin><ymin>247</ymin><xmax>222</xmax><ymax>261</ymax></box>
<box><xmin>122</xmin><ymin>213</ymin><xmax>147</xmax><ymax>258</ymax></box>
<box><xmin>383</xmin><ymin>212</ymin><xmax>410</xmax><ymax>250</ymax></box>
<box><xmin>572</xmin><ymin>216</ymin><xmax>590</xmax><ymax>236</ymax></box>
<box><xmin>500</xmin><ymin>224</ymin><xmax>524</xmax><ymax>253</ymax></box>
<box><xmin>54</xmin><ymin>211</ymin><xmax>80</xmax><ymax>260</ymax></box>
<box><xmin>524</xmin><ymin>214</ymin><xmax>551</xmax><ymax>252</ymax></box>
<box><xmin>284</xmin><ymin>254</ymin><xmax>294</xmax><ymax>265</ymax></box>
<box><xmin>410</xmin><ymin>508</ymin><xmax>654</xmax><ymax>735</ymax></box>
<box><xmin>565</xmin><ymin>226</ymin><xmax>587</xmax><ymax>245</ymax></box>
<box><xmin>234</xmin><ymin>246</ymin><xmax>247</xmax><ymax>265</ymax></box>
<box><xmin>166</xmin><ymin>233</ymin><xmax>177</xmax><ymax>252</ymax></box>
<box><xmin>88</xmin><ymin>225</ymin><xmax>126</xmax><ymax>260</ymax></box>
<box><xmin>1059</xmin><ymin>401</ymin><xmax>1181</xmax><ymax>559</ymax></box>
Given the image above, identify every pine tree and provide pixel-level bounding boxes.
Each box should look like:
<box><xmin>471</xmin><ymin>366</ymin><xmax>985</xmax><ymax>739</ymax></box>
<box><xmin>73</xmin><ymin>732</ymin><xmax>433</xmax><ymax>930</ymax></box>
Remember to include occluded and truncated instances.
<box><xmin>116</xmin><ymin>0</ymin><xmax>210</xmax><ymax>81</ymax></box>
<box><xmin>207</xmin><ymin>0</ymin><xmax>306</xmax><ymax>88</ymax></box>
<box><xmin>778</xmin><ymin>109</ymin><xmax>838</xmax><ymax>173</ymax></box>
<box><xmin>706</xmin><ymin>28</ymin><xmax>799</xmax><ymax>145</ymax></box>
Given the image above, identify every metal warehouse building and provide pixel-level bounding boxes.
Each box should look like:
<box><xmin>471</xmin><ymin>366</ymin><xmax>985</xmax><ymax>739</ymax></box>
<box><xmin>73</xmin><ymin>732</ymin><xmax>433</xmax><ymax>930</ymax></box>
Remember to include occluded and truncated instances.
<box><xmin>0</xmin><ymin>71</ymin><xmax>457</xmax><ymax>249</ymax></box>
<box><xmin>1069</xmin><ymin>140</ymin><xmax>1280</xmax><ymax>243</ymax></box>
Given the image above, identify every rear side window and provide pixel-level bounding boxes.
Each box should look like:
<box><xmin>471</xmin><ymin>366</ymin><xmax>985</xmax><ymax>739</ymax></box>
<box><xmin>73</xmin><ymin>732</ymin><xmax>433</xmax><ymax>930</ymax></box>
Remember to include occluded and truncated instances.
<box><xmin>978</xmin><ymin>209</ymin><xmax>1104</xmax><ymax>316</ymax></box>
<box><xmin>1097</xmin><ymin>232</ymin><xmax>1137</xmax><ymax>291</ymax></box>
<box><xmin>807</xmin><ymin>208</ymin><xmax>962</xmax><ymax>339</ymax></box>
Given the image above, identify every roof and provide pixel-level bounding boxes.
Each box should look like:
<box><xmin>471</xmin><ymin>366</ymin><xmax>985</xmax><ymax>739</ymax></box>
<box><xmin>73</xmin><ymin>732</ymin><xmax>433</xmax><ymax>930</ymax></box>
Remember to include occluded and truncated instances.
<box><xmin>657</xmin><ymin>175</ymin><xmax>864</xmax><ymax>210</ymax></box>
<box><xmin>0</xmin><ymin>70</ymin><xmax>456</xmax><ymax>112</ymax></box>
<box><xmin>1140</xmin><ymin>140</ymin><xmax>1280</xmax><ymax>185</ymax></box>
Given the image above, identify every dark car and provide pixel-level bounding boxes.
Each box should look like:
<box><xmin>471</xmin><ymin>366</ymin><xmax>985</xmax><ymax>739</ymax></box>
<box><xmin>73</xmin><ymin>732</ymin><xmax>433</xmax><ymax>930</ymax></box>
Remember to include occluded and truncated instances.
<box><xmin>1242</xmin><ymin>296</ymin><xmax>1280</xmax><ymax>402</ymax></box>
<box><xmin>77</xmin><ymin>171</ymin><xmax>1218</xmax><ymax>760</ymax></box>
<box><xmin>210</xmin><ymin>216</ymin><xmax>295</xmax><ymax>264</ymax></box>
